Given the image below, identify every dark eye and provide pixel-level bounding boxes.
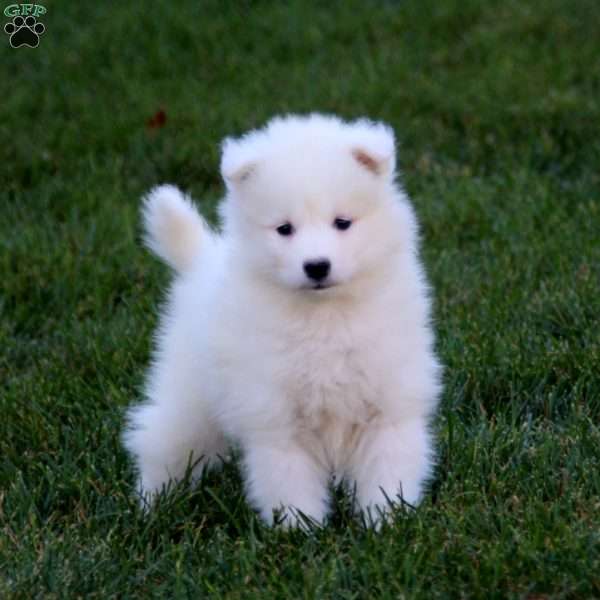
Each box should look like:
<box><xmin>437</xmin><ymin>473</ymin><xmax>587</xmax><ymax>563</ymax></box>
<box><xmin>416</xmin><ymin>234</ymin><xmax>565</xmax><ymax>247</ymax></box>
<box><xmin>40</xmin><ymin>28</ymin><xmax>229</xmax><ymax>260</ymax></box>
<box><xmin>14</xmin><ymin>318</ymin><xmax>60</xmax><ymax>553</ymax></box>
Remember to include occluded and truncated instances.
<box><xmin>333</xmin><ymin>218</ymin><xmax>352</xmax><ymax>231</ymax></box>
<box><xmin>276</xmin><ymin>222</ymin><xmax>294</xmax><ymax>236</ymax></box>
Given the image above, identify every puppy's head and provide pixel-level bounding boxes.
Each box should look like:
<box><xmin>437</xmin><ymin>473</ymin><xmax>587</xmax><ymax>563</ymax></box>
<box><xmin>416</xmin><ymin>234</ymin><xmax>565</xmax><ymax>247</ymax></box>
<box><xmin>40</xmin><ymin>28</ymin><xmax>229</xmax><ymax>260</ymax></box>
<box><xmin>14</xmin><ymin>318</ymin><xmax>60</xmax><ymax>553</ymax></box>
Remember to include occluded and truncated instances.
<box><xmin>219</xmin><ymin>114</ymin><xmax>414</xmax><ymax>294</ymax></box>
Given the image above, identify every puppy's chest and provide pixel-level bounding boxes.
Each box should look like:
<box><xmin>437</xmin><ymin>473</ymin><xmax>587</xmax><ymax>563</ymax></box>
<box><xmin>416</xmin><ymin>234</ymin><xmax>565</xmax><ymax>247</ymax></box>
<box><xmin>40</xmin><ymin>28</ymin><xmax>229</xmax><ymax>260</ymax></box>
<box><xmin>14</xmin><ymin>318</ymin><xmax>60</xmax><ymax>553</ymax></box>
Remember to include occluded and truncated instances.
<box><xmin>281</xmin><ymin>320</ymin><xmax>381</xmax><ymax>429</ymax></box>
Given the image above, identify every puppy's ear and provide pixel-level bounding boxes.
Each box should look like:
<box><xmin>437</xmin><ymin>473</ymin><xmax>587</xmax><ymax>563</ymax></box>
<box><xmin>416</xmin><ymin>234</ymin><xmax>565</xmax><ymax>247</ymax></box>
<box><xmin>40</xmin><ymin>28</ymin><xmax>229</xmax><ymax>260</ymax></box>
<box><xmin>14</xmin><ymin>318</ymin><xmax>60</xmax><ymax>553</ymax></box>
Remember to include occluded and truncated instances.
<box><xmin>220</xmin><ymin>137</ymin><xmax>257</xmax><ymax>186</ymax></box>
<box><xmin>350</xmin><ymin>121</ymin><xmax>396</xmax><ymax>177</ymax></box>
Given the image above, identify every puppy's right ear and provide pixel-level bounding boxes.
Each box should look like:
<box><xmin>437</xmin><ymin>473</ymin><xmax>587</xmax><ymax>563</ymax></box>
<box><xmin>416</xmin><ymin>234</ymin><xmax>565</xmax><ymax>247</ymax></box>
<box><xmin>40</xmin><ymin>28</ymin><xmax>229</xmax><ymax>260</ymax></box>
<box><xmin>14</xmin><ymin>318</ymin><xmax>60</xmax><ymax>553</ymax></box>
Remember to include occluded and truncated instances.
<box><xmin>220</xmin><ymin>137</ymin><xmax>257</xmax><ymax>186</ymax></box>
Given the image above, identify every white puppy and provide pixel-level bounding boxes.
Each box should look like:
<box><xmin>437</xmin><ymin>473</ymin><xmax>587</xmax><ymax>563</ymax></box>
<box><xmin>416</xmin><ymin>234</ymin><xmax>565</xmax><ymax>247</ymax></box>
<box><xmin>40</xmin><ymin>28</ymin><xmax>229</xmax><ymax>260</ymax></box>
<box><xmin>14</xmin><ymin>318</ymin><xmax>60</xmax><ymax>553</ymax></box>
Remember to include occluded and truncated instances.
<box><xmin>124</xmin><ymin>114</ymin><xmax>441</xmax><ymax>527</ymax></box>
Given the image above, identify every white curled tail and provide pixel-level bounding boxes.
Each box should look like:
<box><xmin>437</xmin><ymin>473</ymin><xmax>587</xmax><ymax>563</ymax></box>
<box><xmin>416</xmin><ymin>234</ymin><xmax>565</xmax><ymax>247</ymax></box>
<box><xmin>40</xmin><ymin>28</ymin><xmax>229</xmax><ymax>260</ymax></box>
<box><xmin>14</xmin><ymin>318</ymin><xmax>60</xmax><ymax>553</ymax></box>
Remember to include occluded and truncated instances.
<box><xmin>141</xmin><ymin>185</ymin><xmax>209</xmax><ymax>272</ymax></box>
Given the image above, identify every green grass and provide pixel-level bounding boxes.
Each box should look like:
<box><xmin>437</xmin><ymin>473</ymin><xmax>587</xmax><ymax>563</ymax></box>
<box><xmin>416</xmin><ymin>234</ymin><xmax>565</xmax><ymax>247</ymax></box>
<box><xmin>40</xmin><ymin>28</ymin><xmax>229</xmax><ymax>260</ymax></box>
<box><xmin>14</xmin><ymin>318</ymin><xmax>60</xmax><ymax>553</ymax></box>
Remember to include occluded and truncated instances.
<box><xmin>2</xmin><ymin>0</ymin><xmax>599</xmax><ymax>597</ymax></box>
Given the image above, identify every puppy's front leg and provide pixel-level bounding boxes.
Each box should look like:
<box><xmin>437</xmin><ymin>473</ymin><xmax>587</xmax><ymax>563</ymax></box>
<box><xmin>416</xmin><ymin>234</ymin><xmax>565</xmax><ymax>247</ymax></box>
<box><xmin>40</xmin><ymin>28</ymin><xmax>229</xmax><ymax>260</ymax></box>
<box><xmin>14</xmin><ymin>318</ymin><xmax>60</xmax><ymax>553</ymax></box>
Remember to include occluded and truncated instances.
<box><xmin>349</xmin><ymin>418</ymin><xmax>433</xmax><ymax>525</ymax></box>
<box><xmin>243</xmin><ymin>436</ymin><xmax>329</xmax><ymax>527</ymax></box>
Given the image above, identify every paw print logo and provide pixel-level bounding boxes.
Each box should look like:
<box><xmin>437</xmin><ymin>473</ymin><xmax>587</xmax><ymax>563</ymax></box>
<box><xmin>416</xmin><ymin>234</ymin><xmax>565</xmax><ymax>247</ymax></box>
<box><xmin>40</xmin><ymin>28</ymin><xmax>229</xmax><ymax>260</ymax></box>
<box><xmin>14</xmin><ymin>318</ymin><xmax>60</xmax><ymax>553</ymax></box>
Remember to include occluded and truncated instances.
<box><xmin>4</xmin><ymin>15</ymin><xmax>45</xmax><ymax>48</ymax></box>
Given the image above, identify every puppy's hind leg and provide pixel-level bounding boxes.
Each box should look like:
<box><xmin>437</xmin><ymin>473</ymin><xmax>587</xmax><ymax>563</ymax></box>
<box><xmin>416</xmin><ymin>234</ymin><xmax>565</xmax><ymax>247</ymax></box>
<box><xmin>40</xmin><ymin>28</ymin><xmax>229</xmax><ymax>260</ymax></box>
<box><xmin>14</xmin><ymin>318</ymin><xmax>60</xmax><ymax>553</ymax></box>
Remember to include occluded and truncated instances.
<box><xmin>123</xmin><ymin>356</ymin><xmax>227</xmax><ymax>506</ymax></box>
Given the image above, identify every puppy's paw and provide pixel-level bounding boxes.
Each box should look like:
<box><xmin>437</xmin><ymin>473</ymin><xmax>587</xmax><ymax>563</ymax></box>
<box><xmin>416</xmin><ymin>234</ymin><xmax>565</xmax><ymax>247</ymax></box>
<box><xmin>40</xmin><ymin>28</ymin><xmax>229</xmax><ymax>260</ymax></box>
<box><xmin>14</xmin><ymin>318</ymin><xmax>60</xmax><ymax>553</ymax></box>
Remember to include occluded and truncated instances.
<box><xmin>271</xmin><ymin>505</ymin><xmax>324</xmax><ymax>531</ymax></box>
<box><xmin>134</xmin><ymin>479</ymin><xmax>166</xmax><ymax>513</ymax></box>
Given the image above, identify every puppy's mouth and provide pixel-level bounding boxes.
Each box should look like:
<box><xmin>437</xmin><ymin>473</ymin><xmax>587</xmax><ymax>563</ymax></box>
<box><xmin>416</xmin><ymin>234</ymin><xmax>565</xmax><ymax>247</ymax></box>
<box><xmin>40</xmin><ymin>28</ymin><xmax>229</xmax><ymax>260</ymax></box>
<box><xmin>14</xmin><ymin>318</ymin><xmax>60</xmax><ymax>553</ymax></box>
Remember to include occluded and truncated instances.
<box><xmin>311</xmin><ymin>282</ymin><xmax>335</xmax><ymax>291</ymax></box>
<box><xmin>299</xmin><ymin>278</ymin><xmax>339</xmax><ymax>291</ymax></box>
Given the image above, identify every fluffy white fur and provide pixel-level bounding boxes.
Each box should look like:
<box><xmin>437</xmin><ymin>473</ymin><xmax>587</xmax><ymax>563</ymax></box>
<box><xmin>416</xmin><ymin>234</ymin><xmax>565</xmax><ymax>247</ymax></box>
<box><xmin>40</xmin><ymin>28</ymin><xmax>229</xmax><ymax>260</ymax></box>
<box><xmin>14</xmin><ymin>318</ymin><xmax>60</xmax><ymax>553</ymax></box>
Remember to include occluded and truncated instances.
<box><xmin>123</xmin><ymin>114</ymin><xmax>442</xmax><ymax>527</ymax></box>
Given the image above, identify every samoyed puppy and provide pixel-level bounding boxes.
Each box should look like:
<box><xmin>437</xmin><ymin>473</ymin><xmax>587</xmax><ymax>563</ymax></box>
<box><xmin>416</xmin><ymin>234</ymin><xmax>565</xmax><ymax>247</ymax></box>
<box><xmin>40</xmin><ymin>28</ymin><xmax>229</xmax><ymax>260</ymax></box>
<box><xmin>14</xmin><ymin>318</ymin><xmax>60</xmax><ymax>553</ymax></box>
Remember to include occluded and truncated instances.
<box><xmin>123</xmin><ymin>114</ymin><xmax>441</xmax><ymax>527</ymax></box>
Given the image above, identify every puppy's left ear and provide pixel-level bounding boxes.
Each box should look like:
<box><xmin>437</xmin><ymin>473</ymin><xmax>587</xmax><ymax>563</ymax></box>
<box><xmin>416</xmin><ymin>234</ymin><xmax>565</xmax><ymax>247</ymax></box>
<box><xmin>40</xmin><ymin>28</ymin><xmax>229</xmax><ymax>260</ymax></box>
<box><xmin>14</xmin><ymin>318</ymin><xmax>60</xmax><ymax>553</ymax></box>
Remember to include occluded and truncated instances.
<box><xmin>350</xmin><ymin>121</ymin><xmax>396</xmax><ymax>177</ymax></box>
<box><xmin>220</xmin><ymin>137</ymin><xmax>258</xmax><ymax>187</ymax></box>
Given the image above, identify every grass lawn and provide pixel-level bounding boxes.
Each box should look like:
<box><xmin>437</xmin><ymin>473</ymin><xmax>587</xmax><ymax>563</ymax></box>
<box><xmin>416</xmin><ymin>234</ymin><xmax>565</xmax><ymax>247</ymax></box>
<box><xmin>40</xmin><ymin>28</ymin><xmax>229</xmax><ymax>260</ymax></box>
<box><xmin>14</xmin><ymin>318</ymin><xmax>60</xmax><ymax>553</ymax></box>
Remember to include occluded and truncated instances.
<box><xmin>2</xmin><ymin>0</ymin><xmax>599</xmax><ymax>597</ymax></box>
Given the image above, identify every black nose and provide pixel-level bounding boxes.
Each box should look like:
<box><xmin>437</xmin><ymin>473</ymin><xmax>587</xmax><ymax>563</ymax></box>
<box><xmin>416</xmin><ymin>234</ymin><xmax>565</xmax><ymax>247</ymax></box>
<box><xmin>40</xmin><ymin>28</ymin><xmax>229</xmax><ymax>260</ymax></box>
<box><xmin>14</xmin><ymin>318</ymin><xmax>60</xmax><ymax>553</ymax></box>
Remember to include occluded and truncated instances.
<box><xmin>303</xmin><ymin>259</ymin><xmax>331</xmax><ymax>282</ymax></box>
